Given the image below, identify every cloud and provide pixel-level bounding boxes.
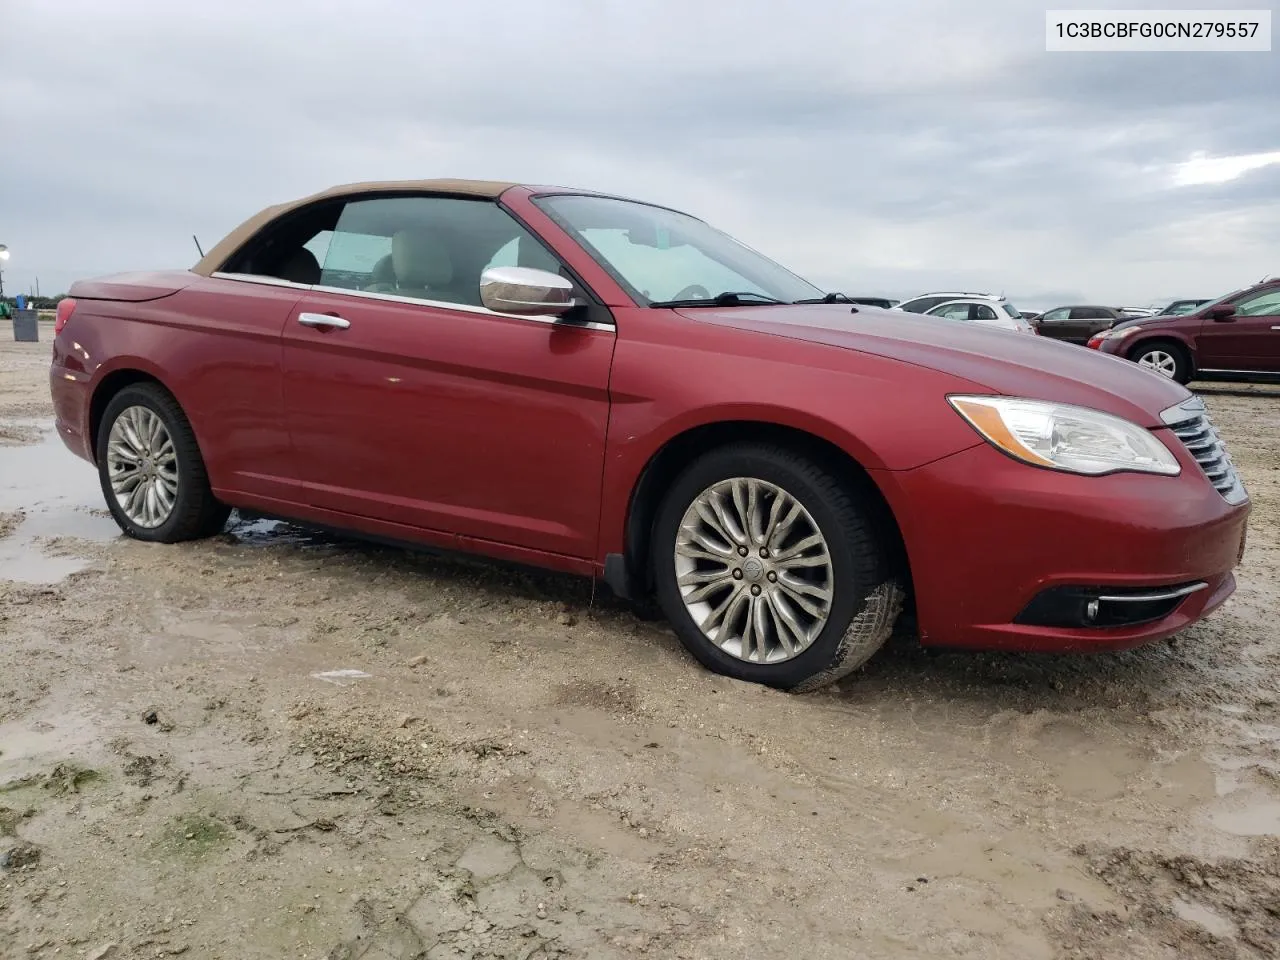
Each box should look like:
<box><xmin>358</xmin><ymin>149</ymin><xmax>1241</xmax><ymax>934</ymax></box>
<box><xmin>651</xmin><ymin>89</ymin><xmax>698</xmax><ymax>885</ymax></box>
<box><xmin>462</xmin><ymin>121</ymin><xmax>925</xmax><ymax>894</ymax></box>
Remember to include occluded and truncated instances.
<box><xmin>1172</xmin><ymin>151</ymin><xmax>1280</xmax><ymax>185</ymax></box>
<box><xmin>1</xmin><ymin>0</ymin><xmax>1277</xmax><ymax>310</ymax></box>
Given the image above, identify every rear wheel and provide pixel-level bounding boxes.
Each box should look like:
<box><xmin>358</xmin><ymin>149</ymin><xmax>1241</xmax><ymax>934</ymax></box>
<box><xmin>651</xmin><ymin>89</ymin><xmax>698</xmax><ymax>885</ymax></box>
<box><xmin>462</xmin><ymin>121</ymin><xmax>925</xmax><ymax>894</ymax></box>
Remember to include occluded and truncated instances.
<box><xmin>96</xmin><ymin>383</ymin><xmax>230</xmax><ymax>542</ymax></box>
<box><xmin>651</xmin><ymin>444</ymin><xmax>903</xmax><ymax>691</ymax></box>
<box><xmin>1130</xmin><ymin>340</ymin><xmax>1191</xmax><ymax>384</ymax></box>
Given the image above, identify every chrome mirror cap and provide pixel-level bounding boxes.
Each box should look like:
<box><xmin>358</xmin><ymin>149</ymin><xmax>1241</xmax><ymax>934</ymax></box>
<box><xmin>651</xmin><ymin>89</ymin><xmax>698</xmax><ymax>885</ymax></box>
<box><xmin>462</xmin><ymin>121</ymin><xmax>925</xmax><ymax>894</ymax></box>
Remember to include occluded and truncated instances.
<box><xmin>479</xmin><ymin>266</ymin><xmax>576</xmax><ymax>316</ymax></box>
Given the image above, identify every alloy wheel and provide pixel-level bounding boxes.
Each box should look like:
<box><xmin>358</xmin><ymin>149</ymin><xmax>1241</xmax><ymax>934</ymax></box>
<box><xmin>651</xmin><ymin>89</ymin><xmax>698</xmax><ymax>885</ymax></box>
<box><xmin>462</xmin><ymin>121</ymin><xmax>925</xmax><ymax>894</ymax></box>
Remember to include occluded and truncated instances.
<box><xmin>106</xmin><ymin>405</ymin><xmax>179</xmax><ymax>528</ymax></box>
<box><xmin>673</xmin><ymin>477</ymin><xmax>834</xmax><ymax>664</ymax></box>
<box><xmin>1137</xmin><ymin>349</ymin><xmax>1178</xmax><ymax>378</ymax></box>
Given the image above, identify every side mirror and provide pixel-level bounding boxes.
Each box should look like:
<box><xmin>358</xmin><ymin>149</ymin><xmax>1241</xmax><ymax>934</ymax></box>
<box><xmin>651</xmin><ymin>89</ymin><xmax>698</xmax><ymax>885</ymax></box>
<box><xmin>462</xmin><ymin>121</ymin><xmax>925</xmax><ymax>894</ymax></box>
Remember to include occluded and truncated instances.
<box><xmin>479</xmin><ymin>266</ymin><xmax>577</xmax><ymax>317</ymax></box>
<box><xmin>1206</xmin><ymin>303</ymin><xmax>1237</xmax><ymax>322</ymax></box>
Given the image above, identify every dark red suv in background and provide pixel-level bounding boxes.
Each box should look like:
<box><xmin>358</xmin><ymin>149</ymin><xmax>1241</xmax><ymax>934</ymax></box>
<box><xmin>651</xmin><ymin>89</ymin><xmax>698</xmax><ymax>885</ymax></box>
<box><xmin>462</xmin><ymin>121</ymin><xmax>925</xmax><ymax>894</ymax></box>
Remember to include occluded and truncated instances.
<box><xmin>1089</xmin><ymin>279</ymin><xmax>1280</xmax><ymax>383</ymax></box>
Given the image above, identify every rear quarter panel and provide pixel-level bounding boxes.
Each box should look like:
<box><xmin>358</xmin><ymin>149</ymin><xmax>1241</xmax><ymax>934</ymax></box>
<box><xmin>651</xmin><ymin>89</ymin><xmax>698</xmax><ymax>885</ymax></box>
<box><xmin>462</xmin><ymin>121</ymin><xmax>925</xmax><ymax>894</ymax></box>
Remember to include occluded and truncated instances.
<box><xmin>60</xmin><ymin>276</ymin><xmax>303</xmax><ymax>501</ymax></box>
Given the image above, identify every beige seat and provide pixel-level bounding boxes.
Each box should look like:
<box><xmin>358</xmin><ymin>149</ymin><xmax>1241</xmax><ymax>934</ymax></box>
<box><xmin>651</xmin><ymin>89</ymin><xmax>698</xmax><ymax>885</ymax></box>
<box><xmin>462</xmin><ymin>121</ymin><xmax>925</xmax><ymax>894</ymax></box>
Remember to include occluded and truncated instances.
<box><xmin>388</xmin><ymin>228</ymin><xmax>454</xmax><ymax>301</ymax></box>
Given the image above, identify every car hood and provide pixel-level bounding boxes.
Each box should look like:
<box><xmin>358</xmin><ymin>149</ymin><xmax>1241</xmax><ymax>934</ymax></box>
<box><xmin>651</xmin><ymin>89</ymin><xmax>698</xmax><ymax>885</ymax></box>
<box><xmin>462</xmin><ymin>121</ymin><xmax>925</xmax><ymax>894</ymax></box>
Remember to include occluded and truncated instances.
<box><xmin>679</xmin><ymin>303</ymin><xmax>1190</xmax><ymax>427</ymax></box>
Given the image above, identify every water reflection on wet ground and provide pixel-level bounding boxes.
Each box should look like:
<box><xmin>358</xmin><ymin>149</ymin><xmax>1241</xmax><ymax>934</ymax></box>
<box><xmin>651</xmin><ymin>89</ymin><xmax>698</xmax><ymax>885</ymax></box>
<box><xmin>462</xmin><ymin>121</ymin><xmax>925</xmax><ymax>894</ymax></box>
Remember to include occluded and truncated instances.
<box><xmin>0</xmin><ymin>427</ymin><xmax>349</xmax><ymax>584</ymax></box>
<box><xmin>0</xmin><ymin>424</ymin><xmax>119</xmax><ymax>582</ymax></box>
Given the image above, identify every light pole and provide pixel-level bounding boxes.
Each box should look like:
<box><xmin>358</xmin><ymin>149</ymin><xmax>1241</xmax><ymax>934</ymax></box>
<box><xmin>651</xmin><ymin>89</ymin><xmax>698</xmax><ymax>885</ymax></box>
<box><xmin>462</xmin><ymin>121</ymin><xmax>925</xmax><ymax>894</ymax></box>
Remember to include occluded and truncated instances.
<box><xmin>0</xmin><ymin>245</ymin><xmax>8</xmax><ymax>300</ymax></box>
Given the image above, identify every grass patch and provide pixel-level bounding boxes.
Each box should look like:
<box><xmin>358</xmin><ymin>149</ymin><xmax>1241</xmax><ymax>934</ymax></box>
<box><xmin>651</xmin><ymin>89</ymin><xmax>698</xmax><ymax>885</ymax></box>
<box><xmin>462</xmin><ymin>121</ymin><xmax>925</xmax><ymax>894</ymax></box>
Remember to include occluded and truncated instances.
<box><xmin>159</xmin><ymin>814</ymin><xmax>233</xmax><ymax>857</ymax></box>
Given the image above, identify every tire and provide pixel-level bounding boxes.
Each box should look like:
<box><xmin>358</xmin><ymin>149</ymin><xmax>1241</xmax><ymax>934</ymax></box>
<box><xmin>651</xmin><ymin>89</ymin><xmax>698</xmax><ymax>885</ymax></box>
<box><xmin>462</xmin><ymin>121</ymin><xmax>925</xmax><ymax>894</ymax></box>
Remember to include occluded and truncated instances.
<box><xmin>651</xmin><ymin>443</ymin><xmax>904</xmax><ymax>692</ymax></box>
<box><xmin>1129</xmin><ymin>339</ymin><xmax>1191</xmax><ymax>384</ymax></box>
<box><xmin>96</xmin><ymin>382</ymin><xmax>230</xmax><ymax>542</ymax></box>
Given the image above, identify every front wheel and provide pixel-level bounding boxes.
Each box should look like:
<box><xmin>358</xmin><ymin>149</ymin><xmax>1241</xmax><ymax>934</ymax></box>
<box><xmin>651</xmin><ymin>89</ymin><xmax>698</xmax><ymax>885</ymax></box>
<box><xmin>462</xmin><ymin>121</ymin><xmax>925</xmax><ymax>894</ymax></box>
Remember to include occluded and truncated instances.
<box><xmin>1130</xmin><ymin>340</ymin><xmax>1191</xmax><ymax>384</ymax></box>
<box><xmin>651</xmin><ymin>444</ymin><xmax>904</xmax><ymax>692</ymax></box>
<box><xmin>96</xmin><ymin>383</ymin><xmax>230</xmax><ymax>542</ymax></box>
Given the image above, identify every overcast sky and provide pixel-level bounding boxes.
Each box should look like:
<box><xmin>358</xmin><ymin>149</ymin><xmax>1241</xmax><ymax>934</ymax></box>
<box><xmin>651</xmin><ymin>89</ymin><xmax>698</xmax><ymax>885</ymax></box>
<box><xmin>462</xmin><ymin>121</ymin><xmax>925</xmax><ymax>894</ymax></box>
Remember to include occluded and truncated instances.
<box><xmin>2</xmin><ymin>0</ymin><xmax>1277</xmax><ymax>309</ymax></box>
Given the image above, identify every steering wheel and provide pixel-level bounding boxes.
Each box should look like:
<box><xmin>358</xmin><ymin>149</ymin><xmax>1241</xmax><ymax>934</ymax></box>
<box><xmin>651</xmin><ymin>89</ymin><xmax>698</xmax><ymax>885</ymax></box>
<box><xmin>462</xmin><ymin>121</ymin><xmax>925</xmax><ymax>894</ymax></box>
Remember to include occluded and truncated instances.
<box><xmin>670</xmin><ymin>284</ymin><xmax>711</xmax><ymax>301</ymax></box>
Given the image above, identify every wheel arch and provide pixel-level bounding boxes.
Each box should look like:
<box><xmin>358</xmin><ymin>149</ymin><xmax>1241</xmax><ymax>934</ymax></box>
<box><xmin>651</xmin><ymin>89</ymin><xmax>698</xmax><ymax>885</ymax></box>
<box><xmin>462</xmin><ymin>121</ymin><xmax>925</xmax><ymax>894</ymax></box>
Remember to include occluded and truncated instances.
<box><xmin>609</xmin><ymin>420</ymin><xmax>913</xmax><ymax>603</ymax></box>
<box><xmin>1127</xmin><ymin>335</ymin><xmax>1195</xmax><ymax>380</ymax></box>
<box><xmin>88</xmin><ymin>366</ymin><xmax>179</xmax><ymax>464</ymax></box>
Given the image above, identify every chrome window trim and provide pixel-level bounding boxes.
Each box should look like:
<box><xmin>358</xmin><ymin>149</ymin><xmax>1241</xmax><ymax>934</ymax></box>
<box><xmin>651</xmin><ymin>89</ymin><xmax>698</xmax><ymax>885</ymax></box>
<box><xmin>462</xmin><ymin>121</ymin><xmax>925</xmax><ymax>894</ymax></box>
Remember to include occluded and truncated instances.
<box><xmin>211</xmin><ymin>271</ymin><xmax>615</xmax><ymax>333</ymax></box>
<box><xmin>213</xmin><ymin>271</ymin><xmax>313</xmax><ymax>290</ymax></box>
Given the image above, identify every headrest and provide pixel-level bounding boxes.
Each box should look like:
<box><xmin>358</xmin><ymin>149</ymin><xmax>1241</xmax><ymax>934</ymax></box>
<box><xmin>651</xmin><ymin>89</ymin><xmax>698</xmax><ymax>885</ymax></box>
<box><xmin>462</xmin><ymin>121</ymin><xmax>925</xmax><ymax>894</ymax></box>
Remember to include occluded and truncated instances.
<box><xmin>277</xmin><ymin>247</ymin><xmax>320</xmax><ymax>284</ymax></box>
<box><xmin>369</xmin><ymin>254</ymin><xmax>396</xmax><ymax>286</ymax></box>
<box><xmin>392</xmin><ymin>229</ymin><xmax>452</xmax><ymax>288</ymax></box>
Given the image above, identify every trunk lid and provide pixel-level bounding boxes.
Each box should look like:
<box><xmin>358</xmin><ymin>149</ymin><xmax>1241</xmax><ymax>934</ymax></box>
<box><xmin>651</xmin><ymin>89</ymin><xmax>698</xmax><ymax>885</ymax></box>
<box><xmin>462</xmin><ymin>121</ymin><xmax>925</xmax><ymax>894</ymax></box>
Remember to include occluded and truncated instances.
<box><xmin>68</xmin><ymin>270</ymin><xmax>199</xmax><ymax>302</ymax></box>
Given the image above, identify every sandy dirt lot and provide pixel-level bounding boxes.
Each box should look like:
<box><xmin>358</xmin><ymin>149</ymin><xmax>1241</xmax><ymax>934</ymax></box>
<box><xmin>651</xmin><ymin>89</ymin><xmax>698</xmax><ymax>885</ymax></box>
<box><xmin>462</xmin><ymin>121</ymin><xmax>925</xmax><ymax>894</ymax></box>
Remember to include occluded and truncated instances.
<box><xmin>1</xmin><ymin>335</ymin><xmax>1278</xmax><ymax>959</ymax></box>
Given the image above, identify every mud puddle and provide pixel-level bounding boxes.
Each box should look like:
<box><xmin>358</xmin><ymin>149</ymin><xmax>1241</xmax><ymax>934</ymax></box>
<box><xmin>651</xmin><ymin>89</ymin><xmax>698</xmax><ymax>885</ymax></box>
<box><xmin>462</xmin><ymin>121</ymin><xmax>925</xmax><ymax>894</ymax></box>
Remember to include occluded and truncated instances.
<box><xmin>0</xmin><ymin>424</ymin><xmax>118</xmax><ymax>582</ymax></box>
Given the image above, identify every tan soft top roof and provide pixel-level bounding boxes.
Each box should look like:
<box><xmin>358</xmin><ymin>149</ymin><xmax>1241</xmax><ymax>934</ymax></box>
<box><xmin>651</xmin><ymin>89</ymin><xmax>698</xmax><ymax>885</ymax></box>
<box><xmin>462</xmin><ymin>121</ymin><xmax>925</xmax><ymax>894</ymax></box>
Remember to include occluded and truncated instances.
<box><xmin>191</xmin><ymin>178</ymin><xmax>518</xmax><ymax>276</ymax></box>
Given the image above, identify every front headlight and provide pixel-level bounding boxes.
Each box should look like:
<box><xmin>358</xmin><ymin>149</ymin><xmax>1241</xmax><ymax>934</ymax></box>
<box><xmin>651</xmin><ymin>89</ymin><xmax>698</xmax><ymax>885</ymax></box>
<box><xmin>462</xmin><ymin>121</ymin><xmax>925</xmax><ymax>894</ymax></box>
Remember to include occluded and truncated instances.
<box><xmin>948</xmin><ymin>396</ymin><xmax>1181</xmax><ymax>477</ymax></box>
<box><xmin>1098</xmin><ymin>325</ymin><xmax>1142</xmax><ymax>342</ymax></box>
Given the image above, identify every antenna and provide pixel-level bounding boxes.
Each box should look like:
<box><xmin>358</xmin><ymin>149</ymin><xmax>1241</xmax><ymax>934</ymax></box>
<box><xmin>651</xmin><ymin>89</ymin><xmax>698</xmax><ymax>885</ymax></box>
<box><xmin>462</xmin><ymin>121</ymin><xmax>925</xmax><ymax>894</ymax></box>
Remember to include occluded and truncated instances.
<box><xmin>193</xmin><ymin>234</ymin><xmax>205</xmax><ymax>258</ymax></box>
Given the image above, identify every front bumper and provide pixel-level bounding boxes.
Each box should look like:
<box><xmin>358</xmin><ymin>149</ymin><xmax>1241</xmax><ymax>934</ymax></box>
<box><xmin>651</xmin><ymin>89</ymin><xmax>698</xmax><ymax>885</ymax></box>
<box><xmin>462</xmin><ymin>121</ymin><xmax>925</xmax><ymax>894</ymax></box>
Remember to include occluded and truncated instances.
<box><xmin>875</xmin><ymin>438</ymin><xmax>1250</xmax><ymax>652</ymax></box>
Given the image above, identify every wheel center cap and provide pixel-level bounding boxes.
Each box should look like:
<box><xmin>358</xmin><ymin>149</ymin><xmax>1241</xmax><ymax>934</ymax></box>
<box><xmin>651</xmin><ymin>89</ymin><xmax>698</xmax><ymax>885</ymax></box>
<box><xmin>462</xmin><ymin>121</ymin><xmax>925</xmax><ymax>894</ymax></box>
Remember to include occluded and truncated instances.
<box><xmin>742</xmin><ymin>558</ymin><xmax>765</xmax><ymax>582</ymax></box>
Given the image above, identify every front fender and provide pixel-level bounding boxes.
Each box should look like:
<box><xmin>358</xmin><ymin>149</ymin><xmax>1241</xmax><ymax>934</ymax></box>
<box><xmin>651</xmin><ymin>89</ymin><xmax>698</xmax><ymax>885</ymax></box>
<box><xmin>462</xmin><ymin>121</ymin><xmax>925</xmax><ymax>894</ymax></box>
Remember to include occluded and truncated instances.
<box><xmin>595</xmin><ymin>324</ymin><xmax>987</xmax><ymax>561</ymax></box>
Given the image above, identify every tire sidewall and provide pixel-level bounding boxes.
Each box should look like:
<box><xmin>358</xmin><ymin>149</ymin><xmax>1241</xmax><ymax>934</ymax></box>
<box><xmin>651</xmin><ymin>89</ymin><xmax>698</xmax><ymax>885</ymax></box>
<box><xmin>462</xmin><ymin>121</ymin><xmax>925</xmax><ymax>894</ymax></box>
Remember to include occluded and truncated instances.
<box><xmin>652</xmin><ymin>449</ymin><xmax>880</xmax><ymax>689</ymax></box>
<box><xmin>96</xmin><ymin>386</ymin><xmax>200</xmax><ymax>542</ymax></box>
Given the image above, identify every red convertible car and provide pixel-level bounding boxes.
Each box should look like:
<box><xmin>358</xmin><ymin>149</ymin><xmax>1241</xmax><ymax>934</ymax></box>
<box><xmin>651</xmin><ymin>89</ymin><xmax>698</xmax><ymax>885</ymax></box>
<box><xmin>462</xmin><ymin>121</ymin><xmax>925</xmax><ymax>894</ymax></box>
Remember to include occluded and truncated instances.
<box><xmin>50</xmin><ymin>179</ymin><xmax>1250</xmax><ymax>690</ymax></box>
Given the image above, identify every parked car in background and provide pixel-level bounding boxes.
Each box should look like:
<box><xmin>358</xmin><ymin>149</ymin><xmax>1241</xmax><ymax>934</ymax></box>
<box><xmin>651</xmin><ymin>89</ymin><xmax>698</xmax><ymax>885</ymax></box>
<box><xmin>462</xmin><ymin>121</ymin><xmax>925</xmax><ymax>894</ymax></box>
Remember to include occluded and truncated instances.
<box><xmin>1090</xmin><ymin>278</ymin><xmax>1280</xmax><ymax>383</ymax></box>
<box><xmin>846</xmin><ymin>296</ymin><xmax>899</xmax><ymax>309</ymax></box>
<box><xmin>924</xmin><ymin>298</ymin><xmax>1037</xmax><ymax>334</ymax></box>
<box><xmin>895</xmin><ymin>291</ymin><xmax>994</xmax><ymax>314</ymax></box>
<box><xmin>1034</xmin><ymin>305</ymin><xmax>1128</xmax><ymax>345</ymax></box>
<box><xmin>1156</xmin><ymin>299</ymin><xmax>1210</xmax><ymax>317</ymax></box>
<box><xmin>1019</xmin><ymin>310</ymin><xmax>1042</xmax><ymax>321</ymax></box>
<box><xmin>48</xmin><ymin>178</ymin><xmax>1251</xmax><ymax>691</ymax></box>
<box><xmin>1120</xmin><ymin>307</ymin><xmax>1158</xmax><ymax>319</ymax></box>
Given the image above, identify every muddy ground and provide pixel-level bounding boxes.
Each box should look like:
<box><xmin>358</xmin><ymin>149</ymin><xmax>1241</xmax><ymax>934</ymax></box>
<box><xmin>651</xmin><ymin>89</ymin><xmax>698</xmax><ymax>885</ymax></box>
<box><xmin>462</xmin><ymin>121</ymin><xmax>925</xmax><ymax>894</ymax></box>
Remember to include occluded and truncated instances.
<box><xmin>1</xmin><ymin>334</ymin><xmax>1278</xmax><ymax>960</ymax></box>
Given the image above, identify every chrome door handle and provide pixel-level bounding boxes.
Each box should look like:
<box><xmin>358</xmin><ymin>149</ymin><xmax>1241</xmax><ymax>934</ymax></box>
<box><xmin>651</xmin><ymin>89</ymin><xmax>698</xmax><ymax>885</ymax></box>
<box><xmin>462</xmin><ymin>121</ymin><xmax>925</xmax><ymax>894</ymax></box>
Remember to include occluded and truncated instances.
<box><xmin>1271</xmin><ymin>325</ymin><xmax>1280</xmax><ymax>330</ymax></box>
<box><xmin>297</xmin><ymin>312</ymin><xmax>350</xmax><ymax>330</ymax></box>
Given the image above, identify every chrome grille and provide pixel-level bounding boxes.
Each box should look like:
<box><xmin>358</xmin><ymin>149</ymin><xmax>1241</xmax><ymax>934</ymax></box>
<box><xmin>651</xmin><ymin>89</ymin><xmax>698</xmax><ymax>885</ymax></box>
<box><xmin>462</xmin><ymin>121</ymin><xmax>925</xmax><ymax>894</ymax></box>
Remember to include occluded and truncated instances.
<box><xmin>1160</xmin><ymin>396</ymin><xmax>1248</xmax><ymax>505</ymax></box>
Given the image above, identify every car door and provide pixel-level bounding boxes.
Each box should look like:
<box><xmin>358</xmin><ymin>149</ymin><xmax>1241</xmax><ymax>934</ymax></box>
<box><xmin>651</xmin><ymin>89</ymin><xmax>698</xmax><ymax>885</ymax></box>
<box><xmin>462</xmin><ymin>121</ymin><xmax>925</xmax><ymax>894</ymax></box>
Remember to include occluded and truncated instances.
<box><xmin>279</xmin><ymin>193</ymin><xmax>616</xmax><ymax>561</ymax></box>
<box><xmin>183</xmin><ymin>206</ymin><xmax>346</xmax><ymax>502</ymax></box>
<box><xmin>1197</xmin><ymin>288</ymin><xmax>1280</xmax><ymax>372</ymax></box>
<box><xmin>1061</xmin><ymin>307</ymin><xmax>1102</xmax><ymax>344</ymax></box>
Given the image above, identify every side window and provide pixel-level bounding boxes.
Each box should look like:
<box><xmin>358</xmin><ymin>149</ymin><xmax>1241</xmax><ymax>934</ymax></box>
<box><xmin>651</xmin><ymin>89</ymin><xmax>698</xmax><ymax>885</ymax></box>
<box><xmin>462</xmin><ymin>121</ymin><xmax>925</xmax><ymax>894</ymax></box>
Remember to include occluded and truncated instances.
<box><xmin>1041</xmin><ymin>308</ymin><xmax>1069</xmax><ymax>321</ymax></box>
<box><xmin>221</xmin><ymin>205</ymin><xmax>344</xmax><ymax>284</ymax></box>
<box><xmin>480</xmin><ymin>235</ymin><xmax>562</xmax><ymax>276</ymax></box>
<box><xmin>974</xmin><ymin>304</ymin><xmax>998</xmax><ymax>321</ymax></box>
<box><xmin>1233</xmin><ymin>290</ymin><xmax>1280</xmax><ymax>316</ymax></box>
<box><xmin>320</xmin><ymin>231</ymin><xmax>392</xmax><ymax>289</ymax></box>
<box><xmin>318</xmin><ymin>195</ymin><xmax>566</xmax><ymax>309</ymax></box>
<box><xmin>933</xmin><ymin>303</ymin><xmax>971</xmax><ymax>321</ymax></box>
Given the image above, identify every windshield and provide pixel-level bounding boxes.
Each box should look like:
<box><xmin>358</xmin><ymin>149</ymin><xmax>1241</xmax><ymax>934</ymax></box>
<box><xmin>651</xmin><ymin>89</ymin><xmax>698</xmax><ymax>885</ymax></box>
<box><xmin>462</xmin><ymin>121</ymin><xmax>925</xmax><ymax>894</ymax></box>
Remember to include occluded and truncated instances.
<box><xmin>531</xmin><ymin>194</ymin><xmax>825</xmax><ymax>305</ymax></box>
